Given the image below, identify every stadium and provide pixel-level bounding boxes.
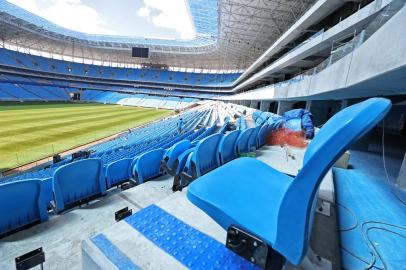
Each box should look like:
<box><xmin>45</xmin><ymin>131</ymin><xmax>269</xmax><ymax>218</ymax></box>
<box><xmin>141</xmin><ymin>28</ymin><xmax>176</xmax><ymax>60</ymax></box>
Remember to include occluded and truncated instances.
<box><xmin>0</xmin><ymin>0</ymin><xmax>405</xmax><ymax>269</ymax></box>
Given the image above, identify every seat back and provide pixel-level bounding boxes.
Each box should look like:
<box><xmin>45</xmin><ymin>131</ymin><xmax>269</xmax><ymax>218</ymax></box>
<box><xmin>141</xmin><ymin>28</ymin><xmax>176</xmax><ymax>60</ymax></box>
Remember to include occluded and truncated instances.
<box><xmin>53</xmin><ymin>158</ymin><xmax>105</xmax><ymax>213</ymax></box>
<box><xmin>248</xmin><ymin>126</ymin><xmax>261</xmax><ymax>151</ymax></box>
<box><xmin>164</xmin><ymin>140</ymin><xmax>192</xmax><ymax>169</ymax></box>
<box><xmin>105</xmin><ymin>158</ymin><xmax>132</xmax><ymax>188</ymax></box>
<box><xmin>275</xmin><ymin>98</ymin><xmax>391</xmax><ymax>265</ymax></box>
<box><xmin>193</xmin><ymin>133</ymin><xmax>222</xmax><ymax>176</ymax></box>
<box><xmin>236</xmin><ymin>128</ymin><xmax>254</xmax><ymax>154</ymax></box>
<box><xmin>257</xmin><ymin>124</ymin><xmax>269</xmax><ymax>147</ymax></box>
<box><xmin>219</xmin><ymin>130</ymin><xmax>241</xmax><ymax>164</ymax></box>
<box><xmin>135</xmin><ymin>148</ymin><xmax>165</xmax><ymax>183</ymax></box>
<box><xmin>0</xmin><ymin>179</ymin><xmax>49</xmax><ymax>237</ymax></box>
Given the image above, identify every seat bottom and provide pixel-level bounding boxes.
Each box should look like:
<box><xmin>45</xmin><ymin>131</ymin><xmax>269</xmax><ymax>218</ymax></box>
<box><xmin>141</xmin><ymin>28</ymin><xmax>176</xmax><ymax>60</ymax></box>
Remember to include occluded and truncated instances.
<box><xmin>187</xmin><ymin>157</ymin><xmax>293</xmax><ymax>245</ymax></box>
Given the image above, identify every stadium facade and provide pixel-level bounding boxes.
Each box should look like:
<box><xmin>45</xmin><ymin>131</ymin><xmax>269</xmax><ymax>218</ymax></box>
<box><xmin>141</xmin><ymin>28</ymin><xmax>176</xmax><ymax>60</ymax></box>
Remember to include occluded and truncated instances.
<box><xmin>0</xmin><ymin>0</ymin><xmax>405</xmax><ymax>269</ymax></box>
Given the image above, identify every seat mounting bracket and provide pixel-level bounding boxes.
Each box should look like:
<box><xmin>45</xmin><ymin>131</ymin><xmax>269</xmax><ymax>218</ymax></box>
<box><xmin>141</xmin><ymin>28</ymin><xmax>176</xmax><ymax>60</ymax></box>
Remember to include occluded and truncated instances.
<box><xmin>226</xmin><ymin>225</ymin><xmax>285</xmax><ymax>270</ymax></box>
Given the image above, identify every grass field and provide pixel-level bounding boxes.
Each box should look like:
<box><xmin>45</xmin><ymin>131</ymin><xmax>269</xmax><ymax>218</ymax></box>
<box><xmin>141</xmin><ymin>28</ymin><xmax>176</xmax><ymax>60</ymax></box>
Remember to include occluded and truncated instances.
<box><xmin>0</xmin><ymin>102</ymin><xmax>172</xmax><ymax>172</ymax></box>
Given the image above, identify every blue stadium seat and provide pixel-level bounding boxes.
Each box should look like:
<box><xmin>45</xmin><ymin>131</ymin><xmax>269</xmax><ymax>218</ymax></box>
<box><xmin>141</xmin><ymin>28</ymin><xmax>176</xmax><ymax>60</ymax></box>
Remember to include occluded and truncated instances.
<box><xmin>236</xmin><ymin>127</ymin><xmax>254</xmax><ymax>154</ymax></box>
<box><xmin>218</xmin><ymin>130</ymin><xmax>241</xmax><ymax>164</ymax></box>
<box><xmin>105</xmin><ymin>158</ymin><xmax>133</xmax><ymax>188</ymax></box>
<box><xmin>0</xmin><ymin>179</ymin><xmax>49</xmax><ymax>237</ymax></box>
<box><xmin>188</xmin><ymin>133</ymin><xmax>222</xmax><ymax>177</ymax></box>
<box><xmin>257</xmin><ymin>124</ymin><xmax>270</xmax><ymax>148</ymax></box>
<box><xmin>53</xmin><ymin>159</ymin><xmax>106</xmax><ymax>213</ymax></box>
<box><xmin>247</xmin><ymin>125</ymin><xmax>261</xmax><ymax>152</ymax></box>
<box><xmin>161</xmin><ymin>140</ymin><xmax>193</xmax><ymax>175</ymax></box>
<box><xmin>172</xmin><ymin>147</ymin><xmax>196</xmax><ymax>191</ymax></box>
<box><xmin>177</xmin><ymin>133</ymin><xmax>222</xmax><ymax>190</ymax></box>
<box><xmin>132</xmin><ymin>148</ymin><xmax>165</xmax><ymax>184</ymax></box>
<box><xmin>219</xmin><ymin>117</ymin><xmax>230</xmax><ymax>134</ymax></box>
<box><xmin>42</xmin><ymin>177</ymin><xmax>54</xmax><ymax>207</ymax></box>
<box><xmin>187</xmin><ymin>98</ymin><xmax>391</xmax><ymax>266</ymax></box>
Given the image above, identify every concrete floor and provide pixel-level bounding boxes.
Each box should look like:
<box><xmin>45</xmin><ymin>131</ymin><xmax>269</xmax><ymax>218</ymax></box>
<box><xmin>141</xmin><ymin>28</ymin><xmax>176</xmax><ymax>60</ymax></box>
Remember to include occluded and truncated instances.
<box><xmin>0</xmin><ymin>144</ymin><xmax>337</xmax><ymax>270</ymax></box>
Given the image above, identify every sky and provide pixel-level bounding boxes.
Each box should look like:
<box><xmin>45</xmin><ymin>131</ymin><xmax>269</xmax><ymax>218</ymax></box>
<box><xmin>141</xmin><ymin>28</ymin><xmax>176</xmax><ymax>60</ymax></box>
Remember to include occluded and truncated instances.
<box><xmin>6</xmin><ymin>0</ymin><xmax>196</xmax><ymax>39</ymax></box>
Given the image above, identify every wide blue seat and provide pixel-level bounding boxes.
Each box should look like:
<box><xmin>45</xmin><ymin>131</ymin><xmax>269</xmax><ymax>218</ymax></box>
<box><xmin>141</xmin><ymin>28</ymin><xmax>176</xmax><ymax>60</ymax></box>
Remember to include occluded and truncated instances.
<box><xmin>161</xmin><ymin>140</ymin><xmax>192</xmax><ymax>175</ymax></box>
<box><xmin>105</xmin><ymin>158</ymin><xmax>133</xmax><ymax>188</ymax></box>
<box><xmin>53</xmin><ymin>159</ymin><xmax>106</xmax><ymax>213</ymax></box>
<box><xmin>236</xmin><ymin>127</ymin><xmax>254</xmax><ymax>154</ymax></box>
<box><xmin>187</xmin><ymin>98</ymin><xmax>391</xmax><ymax>266</ymax></box>
<box><xmin>218</xmin><ymin>130</ymin><xmax>241</xmax><ymax>164</ymax></box>
<box><xmin>133</xmin><ymin>148</ymin><xmax>165</xmax><ymax>184</ymax></box>
<box><xmin>0</xmin><ymin>179</ymin><xmax>49</xmax><ymax>238</ymax></box>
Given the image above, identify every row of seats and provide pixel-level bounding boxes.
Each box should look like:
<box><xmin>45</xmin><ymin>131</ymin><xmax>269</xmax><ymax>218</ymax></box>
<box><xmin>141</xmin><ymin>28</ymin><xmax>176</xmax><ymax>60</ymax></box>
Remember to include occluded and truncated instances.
<box><xmin>0</xmin><ymin>73</ymin><xmax>219</xmax><ymax>100</ymax></box>
<box><xmin>1</xmin><ymin>109</ymin><xmax>211</xmax><ymax>184</ymax></box>
<box><xmin>0</xmin><ymin>48</ymin><xmax>240</xmax><ymax>87</ymax></box>
<box><xmin>162</xmin><ymin>121</ymin><xmax>271</xmax><ymax>191</ymax></box>
<box><xmin>0</xmin><ymin>80</ymin><xmax>198</xmax><ymax>110</ymax></box>
<box><xmin>0</xmin><ymin>107</ymin><xmax>217</xmax><ymax>237</ymax></box>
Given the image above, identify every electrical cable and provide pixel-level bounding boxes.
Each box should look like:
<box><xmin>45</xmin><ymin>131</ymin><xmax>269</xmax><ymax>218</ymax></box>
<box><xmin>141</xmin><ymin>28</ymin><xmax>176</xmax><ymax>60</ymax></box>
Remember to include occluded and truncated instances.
<box><xmin>340</xmin><ymin>244</ymin><xmax>383</xmax><ymax>270</ymax></box>
<box><xmin>336</xmin><ymin>122</ymin><xmax>406</xmax><ymax>269</ymax></box>
<box><xmin>361</xmin><ymin>221</ymin><xmax>406</xmax><ymax>270</ymax></box>
<box><xmin>336</xmin><ymin>202</ymin><xmax>358</xmax><ymax>232</ymax></box>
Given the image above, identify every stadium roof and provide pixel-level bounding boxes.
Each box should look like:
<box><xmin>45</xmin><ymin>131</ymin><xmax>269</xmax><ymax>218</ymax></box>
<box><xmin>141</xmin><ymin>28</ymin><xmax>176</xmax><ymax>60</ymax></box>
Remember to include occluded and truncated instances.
<box><xmin>0</xmin><ymin>0</ymin><xmax>316</xmax><ymax>70</ymax></box>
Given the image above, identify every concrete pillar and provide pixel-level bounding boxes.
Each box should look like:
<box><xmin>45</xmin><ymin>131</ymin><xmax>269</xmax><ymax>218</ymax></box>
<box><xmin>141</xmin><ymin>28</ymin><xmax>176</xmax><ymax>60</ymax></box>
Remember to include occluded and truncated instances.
<box><xmin>305</xmin><ymin>100</ymin><xmax>312</xmax><ymax>111</ymax></box>
<box><xmin>268</xmin><ymin>102</ymin><xmax>278</xmax><ymax>113</ymax></box>
<box><xmin>260</xmin><ymin>101</ymin><xmax>271</xmax><ymax>111</ymax></box>
<box><xmin>277</xmin><ymin>101</ymin><xmax>295</xmax><ymax>115</ymax></box>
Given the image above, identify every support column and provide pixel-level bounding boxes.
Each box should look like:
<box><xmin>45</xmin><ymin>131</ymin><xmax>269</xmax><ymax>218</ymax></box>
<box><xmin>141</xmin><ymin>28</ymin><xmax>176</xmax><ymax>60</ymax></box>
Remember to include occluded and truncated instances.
<box><xmin>305</xmin><ymin>100</ymin><xmax>312</xmax><ymax>111</ymax></box>
<box><xmin>277</xmin><ymin>101</ymin><xmax>295</xmax><ymax>115</ymax></box>
<box><xmin>260</xmin><ymin>101</ymin><xmax>271</xmax><ymax>111</ymax></box>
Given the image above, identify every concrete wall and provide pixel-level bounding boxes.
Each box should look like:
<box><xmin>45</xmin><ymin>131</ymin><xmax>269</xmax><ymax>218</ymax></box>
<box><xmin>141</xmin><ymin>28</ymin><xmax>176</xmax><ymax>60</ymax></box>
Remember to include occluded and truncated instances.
<box><xmin>234</xmin><ymin>0</ymin><xmax>392</xmax><ymax>91</ymax></box>
<box><xmin>225</xmin><ymin>4</ymin><xmax>406</xmax><ymax>101</ymax></box>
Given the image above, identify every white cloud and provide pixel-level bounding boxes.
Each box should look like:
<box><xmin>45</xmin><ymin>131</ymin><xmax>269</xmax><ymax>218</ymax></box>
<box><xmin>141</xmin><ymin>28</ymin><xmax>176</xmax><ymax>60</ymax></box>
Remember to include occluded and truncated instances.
<box><xmin>7</xmin><ymin>0</ymin><xmax>116</xmax><ymax>35</ymax></box>
<box><xmin>137</xmin><ymin>0</ymin><xmax>195</xmax><ymax>39</ymax></box>
<box><xmin>137</xmin><ymin>6</ymin><xmax>151</xmax><ymax>18</ymax></box>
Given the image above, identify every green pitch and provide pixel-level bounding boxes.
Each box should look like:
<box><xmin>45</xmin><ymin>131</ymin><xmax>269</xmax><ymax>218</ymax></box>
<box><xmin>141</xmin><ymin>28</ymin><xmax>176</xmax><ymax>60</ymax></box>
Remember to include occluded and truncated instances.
<box><xmin>0</xmin><ymin>102</ymin><xmax>172</xmax><ymax>172</ymax></box>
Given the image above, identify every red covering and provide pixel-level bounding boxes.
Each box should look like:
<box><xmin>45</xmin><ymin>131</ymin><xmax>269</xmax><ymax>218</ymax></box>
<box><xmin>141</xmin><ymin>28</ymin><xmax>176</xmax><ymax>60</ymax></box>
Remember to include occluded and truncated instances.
<box><xmin>266</xmin><ymin>128</ymin><xmax>307</xmax><ymax>148</ymax></box>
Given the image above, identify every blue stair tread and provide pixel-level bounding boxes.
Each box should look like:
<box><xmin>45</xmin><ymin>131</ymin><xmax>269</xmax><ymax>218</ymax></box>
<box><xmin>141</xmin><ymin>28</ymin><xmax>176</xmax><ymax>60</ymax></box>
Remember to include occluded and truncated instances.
<box><xmin>125</xmin><ymin>204</ymin><xmax>259</xmax><ymax>270</ymax></box>
<box><xmin>334</xmin><ymin>151</ymin><xmax>406</xmax><ymax>270</ymax></box>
